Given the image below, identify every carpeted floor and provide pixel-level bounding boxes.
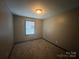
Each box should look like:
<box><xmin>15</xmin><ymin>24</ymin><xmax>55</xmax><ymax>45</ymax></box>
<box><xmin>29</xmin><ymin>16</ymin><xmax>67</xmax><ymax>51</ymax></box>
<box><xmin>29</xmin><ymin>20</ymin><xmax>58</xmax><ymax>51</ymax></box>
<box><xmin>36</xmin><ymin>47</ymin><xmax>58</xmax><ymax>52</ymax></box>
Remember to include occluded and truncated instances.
<box><xmin>10</xmin><ymin>39</ymin><xmax>65</xmax><ymax>59</ymax></box>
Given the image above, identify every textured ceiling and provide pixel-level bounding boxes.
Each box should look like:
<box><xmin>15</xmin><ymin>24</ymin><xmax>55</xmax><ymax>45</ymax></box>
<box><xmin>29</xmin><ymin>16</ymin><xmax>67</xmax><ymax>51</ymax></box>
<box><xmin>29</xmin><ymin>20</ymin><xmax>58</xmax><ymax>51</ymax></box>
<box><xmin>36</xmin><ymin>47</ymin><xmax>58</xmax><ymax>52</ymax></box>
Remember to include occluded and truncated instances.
<box><xmin>6</xmin><ymin>0</ymin><xmax>79</xmax><ymax>19</ymax></box>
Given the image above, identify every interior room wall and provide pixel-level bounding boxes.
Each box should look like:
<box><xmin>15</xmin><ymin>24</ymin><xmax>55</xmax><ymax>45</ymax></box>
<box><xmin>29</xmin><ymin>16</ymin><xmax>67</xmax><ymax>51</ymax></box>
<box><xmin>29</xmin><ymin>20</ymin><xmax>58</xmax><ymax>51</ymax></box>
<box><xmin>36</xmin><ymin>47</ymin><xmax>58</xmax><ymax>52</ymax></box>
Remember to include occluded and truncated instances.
<box><xmin>14</xmin><ymin>15</ymin><xmax>43</xmax><ymax>42</ymax></box>
<box><xmin>43</xmin><ymin>8</ymin><xmax>79</xmax><ymax>51</ymax></box>
<box><xmin>0</xmin><ymin>0</ymin><xmax>14</xmax><ymax>59</ymax></box>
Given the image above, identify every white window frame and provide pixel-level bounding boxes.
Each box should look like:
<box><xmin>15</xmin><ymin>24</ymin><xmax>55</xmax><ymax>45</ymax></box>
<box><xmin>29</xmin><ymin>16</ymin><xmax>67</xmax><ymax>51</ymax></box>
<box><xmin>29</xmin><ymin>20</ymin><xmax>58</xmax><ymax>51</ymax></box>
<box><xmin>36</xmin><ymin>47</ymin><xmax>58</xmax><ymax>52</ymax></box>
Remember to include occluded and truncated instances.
<box><xmin>25</xmin><ymin>20</ymin><xmax>35</xmax><ymax>35</ymax></box>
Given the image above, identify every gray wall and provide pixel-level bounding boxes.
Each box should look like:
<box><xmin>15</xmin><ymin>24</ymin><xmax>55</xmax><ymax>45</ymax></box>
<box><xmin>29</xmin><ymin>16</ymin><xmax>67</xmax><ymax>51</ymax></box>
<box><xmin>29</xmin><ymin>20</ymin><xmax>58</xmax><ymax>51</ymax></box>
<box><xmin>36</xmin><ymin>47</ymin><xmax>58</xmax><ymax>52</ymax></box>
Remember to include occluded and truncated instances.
<box><xmin>14</xmin><ymin>15</ymin><xmax>43</xmax><ymax>42</ymax></box>
<box><xmin>43</xmin><ymin>8</ymin><xmax>79</xmax><ymax>51</ymax></box>
<box><xmin>0</xmin><ymin>0</ymin><xmax>13</xmax><ymax>59</ymax></box>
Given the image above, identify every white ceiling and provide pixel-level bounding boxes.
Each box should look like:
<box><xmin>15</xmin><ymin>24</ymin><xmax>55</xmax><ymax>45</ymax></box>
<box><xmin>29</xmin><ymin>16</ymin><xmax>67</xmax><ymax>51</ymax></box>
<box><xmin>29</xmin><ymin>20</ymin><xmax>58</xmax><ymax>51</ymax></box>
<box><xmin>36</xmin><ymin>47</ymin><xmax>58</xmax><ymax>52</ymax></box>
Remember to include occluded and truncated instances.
<box><xmin>6</xmin><ymin>0</ymin><xmax>79</xmax><ymax>19</ymax></box>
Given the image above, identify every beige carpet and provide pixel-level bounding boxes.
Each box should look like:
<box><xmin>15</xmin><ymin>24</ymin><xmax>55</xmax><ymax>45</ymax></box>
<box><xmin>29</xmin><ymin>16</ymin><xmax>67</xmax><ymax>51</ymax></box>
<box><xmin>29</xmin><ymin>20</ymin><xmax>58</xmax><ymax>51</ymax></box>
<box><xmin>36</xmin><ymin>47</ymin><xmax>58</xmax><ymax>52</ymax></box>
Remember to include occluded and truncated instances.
<box><xmin>10</xmin><ymin>39</ymin><xmax>65</xmax><ymax>59</ymax></box>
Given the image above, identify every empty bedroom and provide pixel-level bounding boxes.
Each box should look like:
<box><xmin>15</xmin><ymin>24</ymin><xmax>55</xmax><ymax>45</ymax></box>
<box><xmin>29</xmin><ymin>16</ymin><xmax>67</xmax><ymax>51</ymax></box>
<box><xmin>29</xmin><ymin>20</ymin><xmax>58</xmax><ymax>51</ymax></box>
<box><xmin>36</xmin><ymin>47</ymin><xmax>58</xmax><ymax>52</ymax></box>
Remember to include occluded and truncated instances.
<box><xmin>0</xmin><ymin>0</ymin><xmax>79</xmax><ymax>59</ymax></box>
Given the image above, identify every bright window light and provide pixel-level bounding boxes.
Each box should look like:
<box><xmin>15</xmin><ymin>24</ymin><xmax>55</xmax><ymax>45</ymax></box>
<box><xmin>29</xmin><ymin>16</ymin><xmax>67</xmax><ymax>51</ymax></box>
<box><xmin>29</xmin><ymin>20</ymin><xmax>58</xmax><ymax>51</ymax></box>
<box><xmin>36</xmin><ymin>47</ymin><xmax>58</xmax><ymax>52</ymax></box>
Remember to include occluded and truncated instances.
<box><xmin>26</xmin><ymin>21</ymin><xmax>35</xmax><ymax>35</ymax></box>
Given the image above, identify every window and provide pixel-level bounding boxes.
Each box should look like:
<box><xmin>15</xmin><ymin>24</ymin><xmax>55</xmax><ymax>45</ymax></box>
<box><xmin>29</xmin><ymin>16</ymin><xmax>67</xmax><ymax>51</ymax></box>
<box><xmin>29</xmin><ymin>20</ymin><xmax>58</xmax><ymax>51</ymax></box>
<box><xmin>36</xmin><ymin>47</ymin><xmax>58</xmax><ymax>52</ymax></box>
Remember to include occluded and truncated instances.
<box><xmin>26</xmin><ymin>21</ymin><xmax>35</xmax><ymax>35</ymax></box>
